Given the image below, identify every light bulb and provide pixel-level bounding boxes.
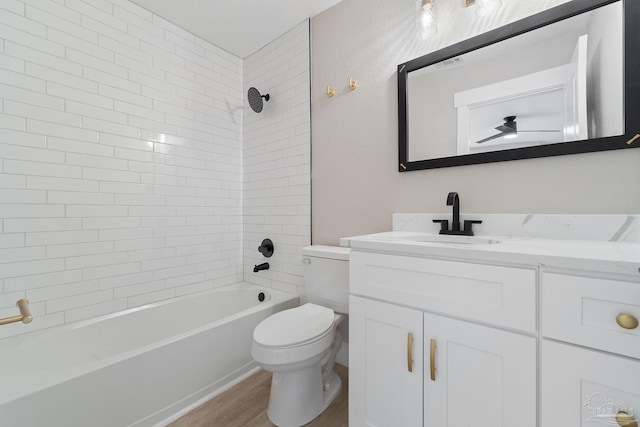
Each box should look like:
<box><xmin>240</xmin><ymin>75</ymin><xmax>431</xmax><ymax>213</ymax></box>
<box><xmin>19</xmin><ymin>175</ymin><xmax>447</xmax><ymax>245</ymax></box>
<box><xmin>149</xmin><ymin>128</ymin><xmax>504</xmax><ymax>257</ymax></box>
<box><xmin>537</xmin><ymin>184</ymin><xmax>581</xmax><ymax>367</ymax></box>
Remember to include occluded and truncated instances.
<box><xmin>417</xmin><ymin>0</ymin><xmax>437</xmax><ymax>39</ymax></box>
<box><xmin>475</xmin><ymin>0</ymin><xmax>502</xmax><ymax>17</ymax></box>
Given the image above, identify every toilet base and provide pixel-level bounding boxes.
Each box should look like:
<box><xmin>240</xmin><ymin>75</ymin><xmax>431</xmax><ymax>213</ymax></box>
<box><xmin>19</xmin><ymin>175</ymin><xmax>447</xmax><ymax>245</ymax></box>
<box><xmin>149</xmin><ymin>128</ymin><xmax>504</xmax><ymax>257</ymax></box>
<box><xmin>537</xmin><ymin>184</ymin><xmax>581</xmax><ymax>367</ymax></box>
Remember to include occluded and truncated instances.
<box><xmin>266</xmin><ymin>366</ymin><xmax>342</xmax><ymax>427</ymax></box>
<box><xmin>322</xmin><ymin>370</ymin><xmax>342</xmax><ymax>411</ymax></box>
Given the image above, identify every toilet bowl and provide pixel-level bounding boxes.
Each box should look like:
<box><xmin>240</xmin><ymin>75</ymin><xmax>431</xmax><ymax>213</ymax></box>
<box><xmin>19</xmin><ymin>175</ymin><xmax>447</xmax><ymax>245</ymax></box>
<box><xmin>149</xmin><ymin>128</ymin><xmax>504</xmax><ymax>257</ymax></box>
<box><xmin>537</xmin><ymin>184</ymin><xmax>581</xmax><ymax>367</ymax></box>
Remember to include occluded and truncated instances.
<box><xmin>251</xmin><ymin>245</ymin><xmax>349</xmax><ymax>427</ymax></box>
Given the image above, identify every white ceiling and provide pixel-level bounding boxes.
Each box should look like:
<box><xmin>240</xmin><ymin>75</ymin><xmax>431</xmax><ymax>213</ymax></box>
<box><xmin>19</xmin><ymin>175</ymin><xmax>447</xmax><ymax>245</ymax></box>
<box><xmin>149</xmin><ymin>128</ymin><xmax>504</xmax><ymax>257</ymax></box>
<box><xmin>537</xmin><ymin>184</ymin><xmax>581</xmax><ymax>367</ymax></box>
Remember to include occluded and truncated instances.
<box><xmin>129</xmin><ymin>0</ymin><xmax>343</xmax><ymax>59</ymax></box>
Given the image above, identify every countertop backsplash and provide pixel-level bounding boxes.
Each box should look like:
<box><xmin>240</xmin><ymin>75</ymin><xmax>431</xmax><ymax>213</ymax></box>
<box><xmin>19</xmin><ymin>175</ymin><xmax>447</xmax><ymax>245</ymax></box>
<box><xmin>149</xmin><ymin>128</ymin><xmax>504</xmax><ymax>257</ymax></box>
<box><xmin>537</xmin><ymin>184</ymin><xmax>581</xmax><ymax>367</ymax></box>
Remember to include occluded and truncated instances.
<box><xmin>393</xmin><ymin>214</ymin><xmax>640</xmax><ymax>244</ymax></box>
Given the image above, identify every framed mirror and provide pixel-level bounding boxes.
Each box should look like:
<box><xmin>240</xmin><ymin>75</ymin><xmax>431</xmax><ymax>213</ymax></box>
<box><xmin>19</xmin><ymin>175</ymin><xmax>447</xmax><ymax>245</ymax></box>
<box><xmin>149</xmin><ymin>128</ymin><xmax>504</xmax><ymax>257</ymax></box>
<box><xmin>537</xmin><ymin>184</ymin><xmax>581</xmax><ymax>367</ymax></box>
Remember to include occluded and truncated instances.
<box><xmin>398</xmin><ymin>0</ymin><xmax>640</xmax><ymax>171</ymax></box>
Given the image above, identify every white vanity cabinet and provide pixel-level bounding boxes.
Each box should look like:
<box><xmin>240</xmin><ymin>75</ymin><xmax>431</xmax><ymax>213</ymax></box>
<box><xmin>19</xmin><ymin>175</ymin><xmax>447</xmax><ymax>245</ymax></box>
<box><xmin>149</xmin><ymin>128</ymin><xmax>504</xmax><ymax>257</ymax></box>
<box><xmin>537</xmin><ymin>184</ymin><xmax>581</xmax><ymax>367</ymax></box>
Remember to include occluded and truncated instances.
<box><xmin>349</xmin><ymin>250</ymin><xmax>537</xmax><ymax>427</ymax></box>
<box><xmin>541</xmin><ymin>272</ymin><xmax>640</xmax><ymax>426</ymax></box>
<box><xmin>424</xmin><ymin>313</ymin><xmax>536</xmax><ymax>427</ymax></box>
<box><xmin>541</xmin><ymin>340</ymin><xmax>640</xmax><ymax>426</ymax></box>
<box><xmin>349</xmin><ymin>295</ymin><xmax>423</xmax><ymax>427</ymax></box>
<box><xmin>346</xmin><ymin>217</ymin><xmax>640</xmax><ymax>427</ymax></box>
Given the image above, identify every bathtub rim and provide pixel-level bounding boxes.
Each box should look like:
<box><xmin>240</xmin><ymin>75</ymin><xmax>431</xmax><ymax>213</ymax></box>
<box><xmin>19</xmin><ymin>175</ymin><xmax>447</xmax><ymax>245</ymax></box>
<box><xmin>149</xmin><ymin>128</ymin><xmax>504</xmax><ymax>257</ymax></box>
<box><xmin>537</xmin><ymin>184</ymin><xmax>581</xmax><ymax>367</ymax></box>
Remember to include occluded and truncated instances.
<box><xmin>52</xmin><ymin>281</ymin><xmax>284</xmax><ymax>330</ymax></box>
<box><xmin>0</xmin><ymin>282</ymin><xmax>299</xmax><ymax>406</ymax></box>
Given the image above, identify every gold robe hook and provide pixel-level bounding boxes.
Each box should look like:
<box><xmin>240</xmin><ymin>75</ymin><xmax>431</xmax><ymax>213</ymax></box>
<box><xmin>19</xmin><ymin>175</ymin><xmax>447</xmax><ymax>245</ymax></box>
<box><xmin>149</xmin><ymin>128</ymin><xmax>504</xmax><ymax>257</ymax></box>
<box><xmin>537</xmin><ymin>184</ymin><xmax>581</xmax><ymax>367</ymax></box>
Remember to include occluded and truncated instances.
<box><xmin>349</xmin><ymin>78</ymin><xmax>357</xmax><ymax>90</ymax></box>
<box><xmin>327</xmin><ymin>85</ymin><xmax>335</xmax><ymax>97</ymax></box>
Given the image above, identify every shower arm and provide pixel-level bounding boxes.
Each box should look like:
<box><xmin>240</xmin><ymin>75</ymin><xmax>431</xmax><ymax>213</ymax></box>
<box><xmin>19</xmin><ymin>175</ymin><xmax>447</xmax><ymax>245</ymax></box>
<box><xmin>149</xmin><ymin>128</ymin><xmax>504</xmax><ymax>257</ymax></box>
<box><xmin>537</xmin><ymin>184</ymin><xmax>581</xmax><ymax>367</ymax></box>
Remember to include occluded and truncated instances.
<box><xmin>0</xmin><ymin>299</ymin><xmax>33</xmax><ymax>326</ymax></box>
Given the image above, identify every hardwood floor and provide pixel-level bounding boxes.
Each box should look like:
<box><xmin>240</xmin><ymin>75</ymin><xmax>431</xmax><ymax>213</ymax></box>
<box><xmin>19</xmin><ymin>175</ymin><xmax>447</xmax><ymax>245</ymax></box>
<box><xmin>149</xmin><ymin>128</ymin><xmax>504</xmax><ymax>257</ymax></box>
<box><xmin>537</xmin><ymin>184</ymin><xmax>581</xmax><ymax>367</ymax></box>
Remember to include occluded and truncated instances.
<box><xmin>167</xmin><ymin>364</ymin><xmax>348</xmax><ymax>427</ymax></box>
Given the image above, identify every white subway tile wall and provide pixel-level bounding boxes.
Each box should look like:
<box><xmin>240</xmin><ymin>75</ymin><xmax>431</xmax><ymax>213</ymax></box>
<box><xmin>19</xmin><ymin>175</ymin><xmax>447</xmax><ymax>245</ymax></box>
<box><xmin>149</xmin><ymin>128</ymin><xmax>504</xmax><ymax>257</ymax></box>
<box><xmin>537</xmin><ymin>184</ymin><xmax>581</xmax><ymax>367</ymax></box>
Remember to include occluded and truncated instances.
<box><xmin>243</xmin><ymin>21</ymin><xmax>311</xmax><ymax>296</ymax></box>
<box><xmin>0</xmin><ymin>0</ymin><xmax>257</xmax><ymax>340</ymax></box>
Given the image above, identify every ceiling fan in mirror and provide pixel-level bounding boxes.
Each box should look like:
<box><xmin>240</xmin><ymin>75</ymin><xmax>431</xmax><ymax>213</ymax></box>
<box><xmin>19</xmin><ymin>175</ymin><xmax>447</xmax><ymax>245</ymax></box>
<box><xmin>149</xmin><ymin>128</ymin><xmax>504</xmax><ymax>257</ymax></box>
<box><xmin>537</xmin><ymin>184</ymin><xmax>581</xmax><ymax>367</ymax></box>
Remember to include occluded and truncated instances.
<box><xmin>473</xmin><ymin>115</ymin><xmax>561</xmax><ymax>144</ymax></box>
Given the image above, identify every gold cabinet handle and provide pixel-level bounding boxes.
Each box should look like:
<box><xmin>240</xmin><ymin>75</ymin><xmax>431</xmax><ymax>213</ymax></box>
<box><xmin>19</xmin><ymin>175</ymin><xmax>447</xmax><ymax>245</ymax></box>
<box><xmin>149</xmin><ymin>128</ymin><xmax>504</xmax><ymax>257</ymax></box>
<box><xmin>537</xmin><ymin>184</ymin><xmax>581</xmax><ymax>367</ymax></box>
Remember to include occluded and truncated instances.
<box><xmin>407</xmin><ymin>332</ymin><xmax>414</xmax><ymax>372</ymax></box>
<box><xmin>616</xmin><ymin>313</ymin><xmax>639</xmax><ymax>330</ymax></box>
<box><xmin>429</xmin><ymin>338</ymin><xmax>436</xmax><ymax>381</ymax></box>
<box><xmin>616</xmin><ymin>411</ymin><xmax>638</xmax><ymax>427</ymax></box>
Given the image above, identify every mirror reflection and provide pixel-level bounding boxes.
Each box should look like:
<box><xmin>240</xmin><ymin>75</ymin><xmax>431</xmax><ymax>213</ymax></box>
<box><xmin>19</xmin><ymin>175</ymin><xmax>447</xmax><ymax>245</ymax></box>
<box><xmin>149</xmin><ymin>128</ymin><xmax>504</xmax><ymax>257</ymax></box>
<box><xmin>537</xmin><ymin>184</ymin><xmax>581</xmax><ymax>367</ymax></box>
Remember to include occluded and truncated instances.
<box><xmin>406</xmin><ymin>1</ymin><xmax>623</xmax><ymax>161</ymax></box>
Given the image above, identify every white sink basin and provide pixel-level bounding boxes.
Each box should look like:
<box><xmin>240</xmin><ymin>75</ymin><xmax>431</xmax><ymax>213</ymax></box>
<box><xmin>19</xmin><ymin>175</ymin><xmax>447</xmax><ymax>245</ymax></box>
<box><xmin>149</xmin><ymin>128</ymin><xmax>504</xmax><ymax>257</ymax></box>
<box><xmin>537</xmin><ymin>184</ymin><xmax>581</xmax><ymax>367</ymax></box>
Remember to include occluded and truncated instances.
<box><xmin>403</xmin><ymin>234</ymin><xmax>503</xmax><ymax>245</ymax></box>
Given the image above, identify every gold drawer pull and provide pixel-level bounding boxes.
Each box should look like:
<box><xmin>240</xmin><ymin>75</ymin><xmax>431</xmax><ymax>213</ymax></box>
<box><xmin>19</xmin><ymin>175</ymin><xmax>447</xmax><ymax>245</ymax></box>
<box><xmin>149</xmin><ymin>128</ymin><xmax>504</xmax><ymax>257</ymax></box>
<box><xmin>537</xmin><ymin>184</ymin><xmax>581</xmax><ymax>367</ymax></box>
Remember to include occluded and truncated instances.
<box><xmin>429</xmin><ymin>339</ymin><xmax>436</xmax><ymax>381</ymax></box>
<box><xmin>616</xmin><ymin>411</ymin><xmax>638</xmax><ymax>427</ymax></box>
<box><xmin>616</xmin><ymin>313</ymin><xmax>639</xmax><ymax>330</ymax></box>
<box><xmin>407</xmin><ymin>332</ymin><xmax>414</xmax><ymax>372</ymax></box>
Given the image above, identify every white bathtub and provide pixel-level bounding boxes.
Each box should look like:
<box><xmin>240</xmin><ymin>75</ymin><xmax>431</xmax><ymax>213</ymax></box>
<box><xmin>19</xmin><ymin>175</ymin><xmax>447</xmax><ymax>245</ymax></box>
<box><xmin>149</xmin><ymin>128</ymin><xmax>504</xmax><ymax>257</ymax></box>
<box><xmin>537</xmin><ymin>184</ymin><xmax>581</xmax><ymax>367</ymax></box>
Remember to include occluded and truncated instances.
<box><xmin>0</xmin><ymin>283</ymin><xmax>298</xmax><ymax>426</ymax></box>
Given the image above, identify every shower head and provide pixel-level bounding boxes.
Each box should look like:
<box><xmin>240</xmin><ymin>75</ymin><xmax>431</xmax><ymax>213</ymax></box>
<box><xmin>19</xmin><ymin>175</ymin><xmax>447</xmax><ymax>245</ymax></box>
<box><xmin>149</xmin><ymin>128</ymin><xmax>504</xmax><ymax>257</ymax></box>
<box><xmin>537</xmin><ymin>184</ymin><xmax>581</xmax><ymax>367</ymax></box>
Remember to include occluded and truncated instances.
<box><xmin>247</xmin><ymin>87</ymin><xmax>270</xmax><ymax>113</ymax></box>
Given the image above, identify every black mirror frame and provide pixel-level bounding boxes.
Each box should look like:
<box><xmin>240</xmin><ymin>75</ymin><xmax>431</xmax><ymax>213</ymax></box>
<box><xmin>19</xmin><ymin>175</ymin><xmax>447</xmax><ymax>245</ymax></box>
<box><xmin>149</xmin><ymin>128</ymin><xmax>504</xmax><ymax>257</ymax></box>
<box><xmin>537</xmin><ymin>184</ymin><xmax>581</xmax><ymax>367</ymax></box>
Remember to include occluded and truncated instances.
<box><xmin>398</xmin><ymin>0</ymin><xmax>640</xmax><ymax>172</ymax></box>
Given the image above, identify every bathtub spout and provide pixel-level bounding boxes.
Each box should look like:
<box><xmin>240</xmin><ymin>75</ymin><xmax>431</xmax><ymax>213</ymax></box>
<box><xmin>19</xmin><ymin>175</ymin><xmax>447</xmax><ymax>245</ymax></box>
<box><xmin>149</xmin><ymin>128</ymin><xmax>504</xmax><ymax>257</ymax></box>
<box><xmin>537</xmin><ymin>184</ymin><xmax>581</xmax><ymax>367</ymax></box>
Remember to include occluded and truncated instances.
<box><xmin>253</xmin><ymin>262</ymin><xmax>269</xmax><ymax>273</ymax></box>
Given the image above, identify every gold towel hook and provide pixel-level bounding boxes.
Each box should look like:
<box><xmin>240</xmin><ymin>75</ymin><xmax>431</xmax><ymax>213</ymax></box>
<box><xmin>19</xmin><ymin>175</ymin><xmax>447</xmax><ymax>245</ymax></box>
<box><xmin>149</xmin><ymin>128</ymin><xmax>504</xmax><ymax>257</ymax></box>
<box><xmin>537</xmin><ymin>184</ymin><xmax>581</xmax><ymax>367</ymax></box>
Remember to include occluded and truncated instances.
<box><xmin>327</xmin><ymin>85</ymin><xmax>335</xmax><ymax>97</ymax></box>
<box><xmin>0</xmin><ymin>299</ymin><xmax>33</xmax><ymax>326</ymax></box>
<box><xmin>349</xmin><ymin>78</ymin><xmax>357</xmax><ymax>90</ymax></box>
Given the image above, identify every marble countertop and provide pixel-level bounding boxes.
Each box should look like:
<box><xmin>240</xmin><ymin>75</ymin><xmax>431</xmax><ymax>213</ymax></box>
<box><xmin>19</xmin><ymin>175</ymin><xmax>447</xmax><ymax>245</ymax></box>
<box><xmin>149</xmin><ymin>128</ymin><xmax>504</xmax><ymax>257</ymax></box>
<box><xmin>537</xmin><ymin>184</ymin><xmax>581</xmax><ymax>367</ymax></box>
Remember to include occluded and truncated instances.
<box><xmin>341</xmin><ymin>231</ymin><xmax>640</xmax><ymax>277</ymax></box>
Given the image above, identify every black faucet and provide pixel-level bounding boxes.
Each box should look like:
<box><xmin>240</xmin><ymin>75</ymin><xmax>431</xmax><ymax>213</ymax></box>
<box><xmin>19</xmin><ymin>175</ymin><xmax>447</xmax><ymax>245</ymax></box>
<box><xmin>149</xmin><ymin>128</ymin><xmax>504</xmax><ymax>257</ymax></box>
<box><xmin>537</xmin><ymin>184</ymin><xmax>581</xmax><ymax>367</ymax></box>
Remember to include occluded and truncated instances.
<box><xmin>253</xmin><ymin>262</ymin><xmax>269</xmax><ymax>273</ymax></box>
<box><xmin>433</xmin><ymin>192</ymin><xmax>482</xmax><ymax>236</ymax></box>
<box><xmin>447</xmin><ymin>192</ymin><xmax>460</xmax><ymax>232</ymax></box>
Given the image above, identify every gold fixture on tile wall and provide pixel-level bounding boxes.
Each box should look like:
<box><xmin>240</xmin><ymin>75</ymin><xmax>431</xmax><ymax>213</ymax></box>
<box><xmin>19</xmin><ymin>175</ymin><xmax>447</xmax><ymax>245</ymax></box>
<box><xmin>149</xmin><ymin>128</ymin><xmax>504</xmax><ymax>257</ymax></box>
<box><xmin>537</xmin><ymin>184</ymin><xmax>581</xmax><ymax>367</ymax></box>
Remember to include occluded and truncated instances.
<box><xmin>0</xmin><ymin>299</ymin><xmax>33</xmax><ymax>326</ymax></box>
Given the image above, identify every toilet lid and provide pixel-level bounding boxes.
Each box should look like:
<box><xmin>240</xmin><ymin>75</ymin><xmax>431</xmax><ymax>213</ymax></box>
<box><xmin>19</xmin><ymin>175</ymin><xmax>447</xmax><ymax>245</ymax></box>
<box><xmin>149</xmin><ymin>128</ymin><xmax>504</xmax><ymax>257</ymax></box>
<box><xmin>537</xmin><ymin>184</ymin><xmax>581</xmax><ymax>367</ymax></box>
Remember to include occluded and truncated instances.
<box><xmin>254</xmin><ymin>303</ymin><xmax>335</xmax><ymax>347</ymax></box>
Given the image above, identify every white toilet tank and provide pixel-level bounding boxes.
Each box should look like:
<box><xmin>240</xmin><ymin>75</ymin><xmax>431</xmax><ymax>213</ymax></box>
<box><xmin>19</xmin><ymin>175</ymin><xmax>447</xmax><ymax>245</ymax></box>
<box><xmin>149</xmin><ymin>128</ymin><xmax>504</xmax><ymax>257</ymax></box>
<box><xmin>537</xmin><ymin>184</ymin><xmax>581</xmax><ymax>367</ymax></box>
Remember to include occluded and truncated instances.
<box><xmin>302</xmin><ymin>245</ymin><xmax>350</xmax><ymax>314</ymax></box>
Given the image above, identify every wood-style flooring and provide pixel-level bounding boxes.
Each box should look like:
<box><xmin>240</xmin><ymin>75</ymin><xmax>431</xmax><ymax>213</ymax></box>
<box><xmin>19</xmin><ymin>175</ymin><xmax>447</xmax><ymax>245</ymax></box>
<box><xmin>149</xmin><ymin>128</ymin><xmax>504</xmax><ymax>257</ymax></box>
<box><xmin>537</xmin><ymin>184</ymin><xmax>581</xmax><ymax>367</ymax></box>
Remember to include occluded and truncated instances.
<box><xmin>167</xmin><ymin>364</ymin><xmax>348</xmax><ymax>427</ymax></box>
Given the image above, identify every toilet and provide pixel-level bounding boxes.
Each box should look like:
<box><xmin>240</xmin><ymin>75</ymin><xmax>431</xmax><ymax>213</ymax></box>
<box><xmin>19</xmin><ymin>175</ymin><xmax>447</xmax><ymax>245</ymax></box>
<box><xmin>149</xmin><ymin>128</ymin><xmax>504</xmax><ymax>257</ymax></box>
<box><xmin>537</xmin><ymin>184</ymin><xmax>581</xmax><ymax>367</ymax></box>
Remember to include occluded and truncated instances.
<box><xmin>251</xmin><ymin>245</ymin><xmax>350</xmax><ymax>427</ymax></box>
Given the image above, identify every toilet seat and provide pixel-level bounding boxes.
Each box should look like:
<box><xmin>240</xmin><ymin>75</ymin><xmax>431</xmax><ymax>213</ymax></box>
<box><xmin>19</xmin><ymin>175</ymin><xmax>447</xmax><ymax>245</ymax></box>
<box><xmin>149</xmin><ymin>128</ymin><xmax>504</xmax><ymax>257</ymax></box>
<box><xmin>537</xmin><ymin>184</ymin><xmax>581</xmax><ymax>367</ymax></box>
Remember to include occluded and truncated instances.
<box><xmin>253</xmin><ymin>303</ymin><xmax>335</xmax><ymax>348</ymax></box>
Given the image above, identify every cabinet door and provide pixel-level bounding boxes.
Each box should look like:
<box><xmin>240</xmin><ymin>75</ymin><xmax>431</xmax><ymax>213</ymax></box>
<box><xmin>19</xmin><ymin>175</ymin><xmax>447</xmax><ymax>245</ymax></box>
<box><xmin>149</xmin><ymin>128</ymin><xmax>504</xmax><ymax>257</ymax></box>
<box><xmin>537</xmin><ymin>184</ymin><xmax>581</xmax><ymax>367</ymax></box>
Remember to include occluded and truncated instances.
<box><xmin>424</xmin><ymin>314</ymin><xmax>536</xmax><ymax>427</ymax></box>
<box><xmin>541</xmin><ymin>339</ymin><xmax>640</xmax><ymax>427</ymax></box>
<box><xmin>350</xmin><ymin>295</ymin><xmax>423</xmax><ymax>427</ymax></box>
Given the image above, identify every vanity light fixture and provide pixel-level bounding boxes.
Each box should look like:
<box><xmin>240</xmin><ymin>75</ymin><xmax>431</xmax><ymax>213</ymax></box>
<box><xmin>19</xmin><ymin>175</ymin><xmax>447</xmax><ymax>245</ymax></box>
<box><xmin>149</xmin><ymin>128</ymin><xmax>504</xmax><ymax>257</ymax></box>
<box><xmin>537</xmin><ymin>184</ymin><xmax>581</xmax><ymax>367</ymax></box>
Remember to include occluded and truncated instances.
<box><xmin>416</xmin><ymin>0</ymin><xmax>437</xmax><ymax>40</ymax></box>
<box><xmin>466</xmin><ymin>0</ymin><xmax>503</xmax><ymax>17</ymax></box>
<box><xmin>419</xmin><ymin>0</ymin><xmax>503</xmax><ymax>40</ymax></box>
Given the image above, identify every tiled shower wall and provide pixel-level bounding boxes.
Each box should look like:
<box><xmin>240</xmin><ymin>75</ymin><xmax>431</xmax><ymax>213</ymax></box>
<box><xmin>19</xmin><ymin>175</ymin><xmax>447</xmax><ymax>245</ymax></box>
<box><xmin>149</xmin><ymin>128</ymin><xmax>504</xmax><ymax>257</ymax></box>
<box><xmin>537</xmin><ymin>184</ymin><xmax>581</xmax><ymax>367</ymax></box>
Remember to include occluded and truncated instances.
<box><xmin>243</xmin><ymin>21</ymin><xmax>311</xmax><ymax>296</ymax></box>
<box><xmin>0</xmin><ymin>0</ymin><xmax>245</xmax><ymax>340</ymax></box>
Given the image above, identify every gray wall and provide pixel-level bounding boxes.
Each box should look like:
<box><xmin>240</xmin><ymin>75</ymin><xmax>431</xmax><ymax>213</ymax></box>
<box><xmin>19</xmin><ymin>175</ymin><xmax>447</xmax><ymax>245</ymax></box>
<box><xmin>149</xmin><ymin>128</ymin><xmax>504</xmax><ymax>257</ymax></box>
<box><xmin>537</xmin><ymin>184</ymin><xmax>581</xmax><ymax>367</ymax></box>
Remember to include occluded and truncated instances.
<box><xmin>311</xmin><ymin>0</ymin><xmax>640</xmax><ymax>245</ymax></box>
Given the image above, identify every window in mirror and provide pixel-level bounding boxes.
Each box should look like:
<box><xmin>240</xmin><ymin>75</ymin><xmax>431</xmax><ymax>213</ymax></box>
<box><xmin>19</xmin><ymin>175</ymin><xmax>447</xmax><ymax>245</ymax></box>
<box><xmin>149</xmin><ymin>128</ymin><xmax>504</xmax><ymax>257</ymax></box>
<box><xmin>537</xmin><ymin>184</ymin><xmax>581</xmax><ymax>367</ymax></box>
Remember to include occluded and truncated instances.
<box><xmin>398</xmin><ymin>0</ymin><xmax>637</xmax><ymax>171</ymax></box>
